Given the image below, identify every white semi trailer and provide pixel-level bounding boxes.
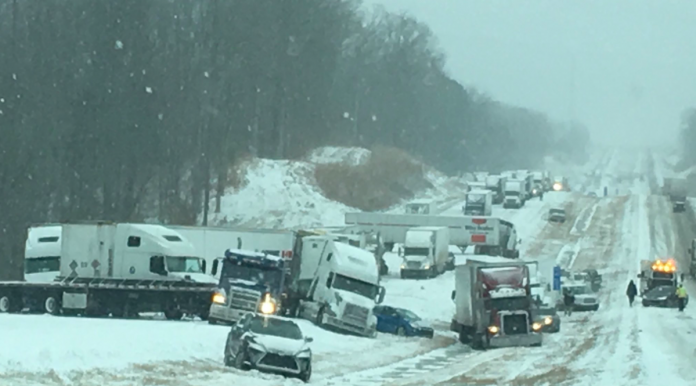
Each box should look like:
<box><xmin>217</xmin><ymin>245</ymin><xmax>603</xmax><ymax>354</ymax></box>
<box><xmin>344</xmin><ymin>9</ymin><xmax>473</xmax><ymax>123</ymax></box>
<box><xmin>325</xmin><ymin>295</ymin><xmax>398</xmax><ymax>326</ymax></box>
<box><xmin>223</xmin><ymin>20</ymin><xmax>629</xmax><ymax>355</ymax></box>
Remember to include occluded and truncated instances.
<box><xmin>0</xmin><ymin>222</ymin><xmax>216</xmax><ymax>319</ymax></box>
<box><xmin>344</xmin><ymin>213</ymin><xmax>520</xmax><ymax>258</ymax></box>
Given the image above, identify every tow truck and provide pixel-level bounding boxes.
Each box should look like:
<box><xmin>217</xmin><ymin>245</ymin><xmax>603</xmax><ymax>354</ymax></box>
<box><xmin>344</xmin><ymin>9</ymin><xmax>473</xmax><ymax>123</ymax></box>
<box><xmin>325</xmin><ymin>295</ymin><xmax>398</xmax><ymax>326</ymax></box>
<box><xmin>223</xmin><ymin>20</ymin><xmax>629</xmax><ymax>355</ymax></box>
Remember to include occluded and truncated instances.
<box><xmin>637</xmin><ymin>258</ymin><xmax>678</xmax><ymax>295</ymax></box>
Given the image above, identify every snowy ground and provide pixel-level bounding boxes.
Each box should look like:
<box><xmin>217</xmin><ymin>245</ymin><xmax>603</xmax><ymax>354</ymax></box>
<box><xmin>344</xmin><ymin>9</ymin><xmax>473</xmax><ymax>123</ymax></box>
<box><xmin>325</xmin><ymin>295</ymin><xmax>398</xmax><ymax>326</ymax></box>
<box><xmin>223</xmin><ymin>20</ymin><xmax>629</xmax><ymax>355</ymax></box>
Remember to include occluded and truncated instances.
<box><xmin>1</xmin><ymin>149</ymin><xmax>626</xmax><ymax>386</ymax></box>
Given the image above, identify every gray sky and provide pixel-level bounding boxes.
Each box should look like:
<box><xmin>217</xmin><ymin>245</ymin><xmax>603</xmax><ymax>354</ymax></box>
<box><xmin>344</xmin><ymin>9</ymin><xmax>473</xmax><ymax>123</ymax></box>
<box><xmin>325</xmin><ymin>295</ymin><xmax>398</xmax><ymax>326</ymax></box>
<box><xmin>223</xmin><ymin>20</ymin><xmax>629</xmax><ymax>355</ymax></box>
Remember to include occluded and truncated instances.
<box><xmin>362</xmin><ymin>0</ymin><xmax>696</xmax><ymax>147</ymax></box>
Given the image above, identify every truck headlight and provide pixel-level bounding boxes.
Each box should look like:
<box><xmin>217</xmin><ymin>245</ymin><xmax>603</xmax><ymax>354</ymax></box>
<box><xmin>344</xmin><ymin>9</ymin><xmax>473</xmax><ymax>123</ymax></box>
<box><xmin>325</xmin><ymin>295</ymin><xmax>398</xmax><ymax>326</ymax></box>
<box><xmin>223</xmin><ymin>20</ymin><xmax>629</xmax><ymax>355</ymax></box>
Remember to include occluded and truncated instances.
<box><xmin>212</xmin><ymin>292</ymin><xmax>226</xmax><ymax>304</ymax></box>
<box><xmin>544</xmin><ymin>317</ymin><xmax>552</xmax><ymax>325</ymax></box>
<box><xmin>487</xmin><ymin>325</ymin><xmax>499</xmax><ymax>334</ymax></box>
<box><xmin>423</xmin><ymin>264</ymin><xmax>430</xmax><ymax>270</ymax></box>
<box><xmin>259</xmin><ymin>293</ymin><xmax>277</xmax><ymax>314</ymax></box>
<box><xmin>532</xmin><ymin>322</ymin><xmax>542</xmax><ymax>331</ymax></box>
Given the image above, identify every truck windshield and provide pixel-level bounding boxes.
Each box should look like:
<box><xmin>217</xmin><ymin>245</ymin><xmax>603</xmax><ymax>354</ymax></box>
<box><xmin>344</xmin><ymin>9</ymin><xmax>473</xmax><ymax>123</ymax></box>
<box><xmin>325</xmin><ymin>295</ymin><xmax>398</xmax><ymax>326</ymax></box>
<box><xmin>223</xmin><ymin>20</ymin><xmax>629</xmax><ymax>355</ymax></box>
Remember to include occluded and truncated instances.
<box><xmin>165</xmin><ymin>256</ymin><xmax>203</xmax><ymax>273</ymax></box>
<box><xmin>220</xmin><ymin>262</ymin><xmax>282</xmax><ymax>290</ymax></box>
<box><xmin>467</xmin><ymin>194</ymin><xmax>485</xmax><ymax>203</ymax></box>
<box><xmin>504</xmin><ymin>190</ymin><xmax>519</xmax><ymax>196</ymax></box>
<box><xmin>485</xmin><ymin>296</ymin><xmax>530</xmax><ymax>311</ymax></box>
<box><xmin>24</xmin><ymin>256</ymin><xmax>60</xmax><ymax>274</ymax></box>
<box><xmin>403</xmin><ymin>247</ymin><xmax>429</xmax><ymax>256</ymax></box>
<box><xmin>333</xmin><ymin>274</ymin><xmax>378</xmax><ymax>299</ymax></box>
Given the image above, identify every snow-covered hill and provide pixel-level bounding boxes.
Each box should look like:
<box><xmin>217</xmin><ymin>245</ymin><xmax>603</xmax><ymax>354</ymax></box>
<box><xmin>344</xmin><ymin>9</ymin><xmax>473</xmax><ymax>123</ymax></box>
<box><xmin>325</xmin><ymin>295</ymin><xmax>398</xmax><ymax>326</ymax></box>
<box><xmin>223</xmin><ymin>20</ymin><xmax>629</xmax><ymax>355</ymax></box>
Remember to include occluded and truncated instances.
<box><xmin>204</xmin><ymin>146</ymin><xmax>468</xmax><ymax>229</ymax></box>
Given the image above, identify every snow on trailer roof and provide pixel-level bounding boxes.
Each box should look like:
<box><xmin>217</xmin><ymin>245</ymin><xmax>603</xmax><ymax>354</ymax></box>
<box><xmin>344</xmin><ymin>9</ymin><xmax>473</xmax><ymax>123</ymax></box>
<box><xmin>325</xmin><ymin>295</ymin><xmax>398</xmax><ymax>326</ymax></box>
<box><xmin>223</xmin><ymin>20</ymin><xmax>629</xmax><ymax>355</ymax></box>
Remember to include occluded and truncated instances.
<box><xmin>455</xmin><ymin>254</ymin><xmax>519</xmax><ymax>266</ymax></box>
<box><xmin>468</xmin><ymin>189</ymin><xmax>492</xmax><ymax>195</ymax></box>
<box><xmin>332</xmin><ymin>241</ymin><xmax>380</xmax><ymax>282</ymax></box>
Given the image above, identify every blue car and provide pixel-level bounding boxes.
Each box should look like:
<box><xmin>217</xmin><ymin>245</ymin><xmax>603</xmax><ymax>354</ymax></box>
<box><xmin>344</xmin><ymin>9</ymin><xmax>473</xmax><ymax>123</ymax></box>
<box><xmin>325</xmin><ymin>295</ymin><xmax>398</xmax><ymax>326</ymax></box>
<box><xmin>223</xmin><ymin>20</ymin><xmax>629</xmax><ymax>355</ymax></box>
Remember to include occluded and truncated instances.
<box><xmin>373</xmin><ymin>305</ymin><xmax>434</xmax><ymax>338</ymax></box>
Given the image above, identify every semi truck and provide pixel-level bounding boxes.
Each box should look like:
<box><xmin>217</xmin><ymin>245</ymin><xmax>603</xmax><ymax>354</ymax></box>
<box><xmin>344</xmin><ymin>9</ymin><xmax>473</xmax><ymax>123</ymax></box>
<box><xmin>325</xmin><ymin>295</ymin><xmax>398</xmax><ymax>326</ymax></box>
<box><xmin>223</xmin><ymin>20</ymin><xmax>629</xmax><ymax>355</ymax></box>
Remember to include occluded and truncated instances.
<box><xmin>344</xmin><ymin>213</ymin><xmax>520</xmax><ymax>258</ymax></box>
<box><xmin>208</xmin><ymin>249</ymin><xmax>287</xmax><ymax>325</ymax></box>
<box><xmin>0</xmin><ymin>222</ymin><xmax>216</xmax><ymax>319</ymax></box>
<box><xmin>399</xmin><ymin>226</ymin><xmax>449</xmax><ymax>279</ymax></box>
<box><xmin>485</xmin><ymin>175</ymin><xmax>506</xmax><ymax>204</ymax></box>
<box><xmin>24</xmin><ymin>224</ymin><xmax>62</xmax><ymax>283</ymax></box>
<box><xmin>463</xmin><ymin>189</ymin><xmax>493</xmax><ymax>216</ymax></box>
<box><xmin>450</xmin><ymin>255</ymin><xmax>542</xmax><ymax>349</ymax></box>
<box><xmin>637</xmin><ymin>258</ymin><xmax>678</xmax><ymax>294</ymax></box>
<box><xmin>289</xmin><ymin>236</ymin><xmax>385</xmax><ymax>337</ymax></box>
<box><xmin>503</xmin><ymin>179</ymin><xmax>526</xmax><ymax>209</ymax></box>
<box><xmin>661</xmin><ymin>177</ymin><xmax>687</xmax><ymax>213</ymax></box>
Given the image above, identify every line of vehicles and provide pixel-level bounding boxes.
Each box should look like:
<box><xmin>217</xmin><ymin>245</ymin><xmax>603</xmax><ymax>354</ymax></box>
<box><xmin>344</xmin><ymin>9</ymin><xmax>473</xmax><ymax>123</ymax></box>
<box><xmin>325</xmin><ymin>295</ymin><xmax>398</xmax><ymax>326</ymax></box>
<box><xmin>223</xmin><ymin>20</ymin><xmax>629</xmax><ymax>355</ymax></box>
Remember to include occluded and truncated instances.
<box><xmin>1</xmin><ymin>169</ymin><xmax>578</xmax><ymax>381</ymax></box>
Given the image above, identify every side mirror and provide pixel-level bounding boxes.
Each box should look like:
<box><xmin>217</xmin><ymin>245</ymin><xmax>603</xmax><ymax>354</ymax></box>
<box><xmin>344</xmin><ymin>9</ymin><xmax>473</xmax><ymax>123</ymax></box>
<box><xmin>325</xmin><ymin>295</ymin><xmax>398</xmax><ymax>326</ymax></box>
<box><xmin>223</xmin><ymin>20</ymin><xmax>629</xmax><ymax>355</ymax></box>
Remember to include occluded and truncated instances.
<box><xmin>304</xmin><ymin>336</ymin><xmax>314</xmax><ymax>343</ymax></box>
<box><xmin>376</xmin><ymin>286</ymin><xmax>386</xmax><ymax>304</ymax></box>
<box><xmin>518</xmin><ymin>239</ymin><xmax>523</xmax><ymax>245</ymax></box>
<box><xmin>201</xmin><ymin>259</ymin><xmax>207</xmax><ymax>274</ymax></box>
<box><xmin>451</xmin><ymin>290</ymin><xmax>456</xmax><ymax>300</ymax></box>
<box><xmin>398</xmin><ymin>247</ymin><xmax>404</xmax><ymax>257</ymax></box>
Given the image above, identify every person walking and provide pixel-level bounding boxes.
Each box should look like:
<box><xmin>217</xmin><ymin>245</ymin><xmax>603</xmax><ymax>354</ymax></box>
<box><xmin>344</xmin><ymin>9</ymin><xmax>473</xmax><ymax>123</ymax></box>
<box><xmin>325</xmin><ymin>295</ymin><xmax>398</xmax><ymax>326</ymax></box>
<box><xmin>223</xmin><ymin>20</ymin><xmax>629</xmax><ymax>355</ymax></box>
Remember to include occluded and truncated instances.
<box><xmin>626</xmin><ymin>280</ymin><xmax>638</xmax><ymax>307</ymax></box>
<box><xmin>563</xmin><ymin>288</ymin><xmax>575</xmax><ymax>316</ymax></box>
<box><xmin>676</xmin><ymin>284</ymin><xmax>688</xmax><ymax>312</ymax></box>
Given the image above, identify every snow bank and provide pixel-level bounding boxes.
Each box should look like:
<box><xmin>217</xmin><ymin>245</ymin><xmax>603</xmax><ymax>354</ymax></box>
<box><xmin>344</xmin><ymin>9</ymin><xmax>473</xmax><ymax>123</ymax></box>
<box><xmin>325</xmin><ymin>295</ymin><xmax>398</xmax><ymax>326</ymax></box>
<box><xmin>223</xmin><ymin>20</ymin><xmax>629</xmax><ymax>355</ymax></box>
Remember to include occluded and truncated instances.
<box><xmin>208</xmin><ymin>146</ymin><xmax>466</xmax><ymax>229</ymax></box>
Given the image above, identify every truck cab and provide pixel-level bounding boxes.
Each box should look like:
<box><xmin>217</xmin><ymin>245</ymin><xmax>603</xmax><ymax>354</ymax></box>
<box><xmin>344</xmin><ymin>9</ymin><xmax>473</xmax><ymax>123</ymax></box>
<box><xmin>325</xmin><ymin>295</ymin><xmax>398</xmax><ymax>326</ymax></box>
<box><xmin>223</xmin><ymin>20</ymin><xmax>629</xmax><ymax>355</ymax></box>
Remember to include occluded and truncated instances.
<box><xmin>405</xmin><ymin>200</ymin><xmax>435</xmax><ymax>215</ymax></box>
<box><xmin>485</xmin><ymin>175</ymin><xmax>505</xmax><ymax>204</ymax></box>
<box><xmin>24</xmin><ymin>225</ymin><xmax>62</xmax><ymax>283</ymax></box>
<box><xmin>399</xmin><ymin>226</ymin><xmax>449</xmax><ymax>279</ymax></box>
<box><xmin>208</xmin><ymin>249</ymin><xmax>286</xmax><ymax>325</ymax></box>
<box><xmin>637</xmin><ymin>258</ymin><xmax>678</xmax><ymax>294</ymax></box>
<box><xmin>463</xmin><ymin>190</ymin><xmax>493</xmax><ymax>216</ymax></box>
<box><xmin>503</xmin><ymin>180</ymin><xmax>526</xmax><ymax>209</ymax></box>
<box><xmin>292</xmin><ymin>236</ymin><xmax>386</xmax><ymax>337</ymax></box>
<box><xmin>451</xmin><ymin>257</ymin><xmax>542</xmax><ymax>349</ymax></box>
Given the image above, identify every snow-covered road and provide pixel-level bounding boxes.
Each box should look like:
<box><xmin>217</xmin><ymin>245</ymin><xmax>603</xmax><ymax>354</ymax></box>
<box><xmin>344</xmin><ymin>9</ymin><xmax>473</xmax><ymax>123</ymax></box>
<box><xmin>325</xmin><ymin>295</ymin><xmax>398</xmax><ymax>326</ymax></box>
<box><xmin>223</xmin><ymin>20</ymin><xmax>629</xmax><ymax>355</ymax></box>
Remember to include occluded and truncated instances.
<box><xmin>9</xmin><ymin>149</ymin><xmax>692</xmax><ymax>386</ymax></box>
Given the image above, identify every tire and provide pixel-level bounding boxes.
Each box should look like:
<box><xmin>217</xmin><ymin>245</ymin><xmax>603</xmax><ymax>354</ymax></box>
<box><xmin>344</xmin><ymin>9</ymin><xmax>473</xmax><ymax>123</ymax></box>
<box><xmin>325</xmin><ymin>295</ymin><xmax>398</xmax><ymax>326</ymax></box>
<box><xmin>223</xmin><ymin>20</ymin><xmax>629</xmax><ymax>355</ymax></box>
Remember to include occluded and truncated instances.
<box><xmin>234</xmin><ymin>346</ymin><xmax>249</xmax><ymax>370</ymax></box>
<box><xmin>458</xmin><ymin>330</ymin><xmax>470</xmax><ymax>344</ymax></box>
<box><xmin>0</xmin><ymin>295</ymin><xmax>21</xmax><ymax>313</ymax></box>
<box><xmin>44</xmin><ymin>295</ymin><xmax>60</xmax><ymax>315</ymax></box>
<box><xmin>396</xmin><ymin>326</ymin><xmax>406</xmax><ymax>336</ymax></box>
<box><xmin>164</xmin><ymin>309</ymin><xmax>183</xmax><ymax>320</ymax></box>
<box><xmin>299</xmin><ymin>362</ymin><xmax>312</xmax><ymax>383</ymax></box>
<box><xmin>223</xmin><ymin>341</ymin><xmax>234</xmax><ymax>367</ymax></box>
<box><xmin>315</xmin><ymin>308</ymin><xmax>325</xmax><ymax>327</ymax></box>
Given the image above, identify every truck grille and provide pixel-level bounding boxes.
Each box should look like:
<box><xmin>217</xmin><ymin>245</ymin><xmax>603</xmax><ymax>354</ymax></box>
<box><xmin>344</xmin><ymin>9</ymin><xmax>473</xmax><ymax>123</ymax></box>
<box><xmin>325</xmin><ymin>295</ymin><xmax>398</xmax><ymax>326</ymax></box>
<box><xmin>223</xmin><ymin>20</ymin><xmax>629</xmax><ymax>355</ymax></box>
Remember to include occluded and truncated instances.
<box><xmin>229</xmin><ymin>289</ymin><xmax>260</xmax><ymax>311</ymax></box>
<box><xmin>406</xmin><ymin>261</ymin><xmax>422</xmax><ymax>269</ymax></box>
<box><xmin>502</xmin><ymin>314</ymin><xmax>529</xmax><ymax>335</ymax></box>
<box><xmin>260</xmin><ymin>353</ymin><xmax>298</xmax><ymax>370</ymax></box>
<box><xmin>343</xmin><ymin>303</ymin><xmax>369</xmax><ymax>326</ymax></box>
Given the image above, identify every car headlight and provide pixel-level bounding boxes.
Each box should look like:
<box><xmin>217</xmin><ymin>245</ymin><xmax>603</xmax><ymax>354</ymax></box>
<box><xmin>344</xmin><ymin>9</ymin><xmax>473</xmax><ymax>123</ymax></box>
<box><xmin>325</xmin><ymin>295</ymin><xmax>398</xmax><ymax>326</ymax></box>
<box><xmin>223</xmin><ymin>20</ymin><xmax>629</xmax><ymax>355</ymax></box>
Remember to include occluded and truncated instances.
<box><xmin>295</xmin><ymin>349</ymin><xmax>311</xmax><ymax>358</ymax></box>
<box><xmin>212</xmin><ymin>292</ymin><xmax>226</xmax><ymax>304</ymax></box>
<box><xmin>544</xmin><ymin>317</ymin><xmax>552</xmax><ymax>325</ymax></box>
<box><xmin>423</xmin><ymin>264</ymin><xmax>430</xmax><ymax>270</ymax></box>
<box><xmin>487</xmin><ymin>325</ymin><xmax>499</xmax><ymax>334</ymax></box>
<box><xmin>532</xmin><ymin>322</ymin><xmax>542</xmax><ymax>331</ymax></box>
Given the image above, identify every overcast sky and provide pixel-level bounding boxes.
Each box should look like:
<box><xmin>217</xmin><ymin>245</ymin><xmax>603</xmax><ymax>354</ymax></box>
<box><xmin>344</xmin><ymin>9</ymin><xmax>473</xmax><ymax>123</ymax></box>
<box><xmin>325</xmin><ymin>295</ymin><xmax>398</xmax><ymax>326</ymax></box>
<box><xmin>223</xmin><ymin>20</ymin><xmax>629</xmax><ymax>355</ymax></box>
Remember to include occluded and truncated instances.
<box><xmin>362</xmin><ymin>0</ymin><xmax>696</xmax><ymax>147</ymax></box>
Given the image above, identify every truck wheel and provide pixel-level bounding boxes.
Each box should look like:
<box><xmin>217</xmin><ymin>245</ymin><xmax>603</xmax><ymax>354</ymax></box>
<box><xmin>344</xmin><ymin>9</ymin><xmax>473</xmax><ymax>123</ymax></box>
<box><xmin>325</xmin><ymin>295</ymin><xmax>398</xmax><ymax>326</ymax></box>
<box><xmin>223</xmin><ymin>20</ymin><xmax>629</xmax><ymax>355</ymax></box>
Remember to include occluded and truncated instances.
<box><xmin>316</xmin><ymin>308</ymin><xmax>325</xmax><ymax>327</ymax></box>
<box><xmin>164</xmin><ymin>309</ymin><xmax>184</xmax><ymax>320</ymax></box>
<box><xmin>44</xmin><ymin>296</ymin><xmax>61</xmax><ymax>315</ymax></box>
<box><xmin>0</xmin><ymin>295</ymin><xmax>21</xmax><ymax>313</ymax></box>
<box><xmin>458</xmin><ymin>330</ymin><xmax>470</xmax><ymax>344</ymax></box>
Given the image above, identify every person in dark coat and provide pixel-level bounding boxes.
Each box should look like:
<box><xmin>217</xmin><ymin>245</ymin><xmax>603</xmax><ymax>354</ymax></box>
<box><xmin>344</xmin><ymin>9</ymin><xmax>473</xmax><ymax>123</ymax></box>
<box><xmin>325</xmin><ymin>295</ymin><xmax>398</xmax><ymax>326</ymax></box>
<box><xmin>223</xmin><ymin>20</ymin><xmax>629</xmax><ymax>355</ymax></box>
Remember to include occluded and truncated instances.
<box><xmin>563</xmin><ymin>288</ymin><xmax>575</xmax><ymax>316</ymax></box>
<box><xmin>626</xmin><ymin>280</ymin><xmax>638</xmax><ymax>307</ymax></box>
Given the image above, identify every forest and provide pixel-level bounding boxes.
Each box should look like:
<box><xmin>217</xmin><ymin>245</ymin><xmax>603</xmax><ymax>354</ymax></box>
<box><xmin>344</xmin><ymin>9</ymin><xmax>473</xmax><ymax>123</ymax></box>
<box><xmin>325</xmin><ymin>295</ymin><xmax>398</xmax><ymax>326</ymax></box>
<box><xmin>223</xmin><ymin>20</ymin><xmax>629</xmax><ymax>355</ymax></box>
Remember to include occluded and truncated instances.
<box><xmin>0</xmin><ymin>0</ymin><xmax>590</xmax><ymax>279</ymax></box>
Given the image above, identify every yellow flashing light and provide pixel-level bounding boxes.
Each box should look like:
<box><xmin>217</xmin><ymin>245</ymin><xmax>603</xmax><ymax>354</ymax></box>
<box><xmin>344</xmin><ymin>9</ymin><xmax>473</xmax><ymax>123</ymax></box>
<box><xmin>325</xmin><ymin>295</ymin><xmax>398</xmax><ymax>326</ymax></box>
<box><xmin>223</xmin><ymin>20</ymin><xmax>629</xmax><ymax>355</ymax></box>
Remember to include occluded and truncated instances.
<box><xmin>259</xmin><ymin>293</ymin><xmax>277</xmax><ymax>315</ymax></box>
<box><xmin>212</xmin><ymin>292</ymin><xmax>226</xmax><ymax>304</ymax></box>
<box><xmin>651</xmin><ymin>258</ymin><xmax>677</xmax><ymax>273</ymax></box>
<box><xmin>487</xmin><ymin>325</ymin><xmax>499</xmax><ymax>334</ymax></box>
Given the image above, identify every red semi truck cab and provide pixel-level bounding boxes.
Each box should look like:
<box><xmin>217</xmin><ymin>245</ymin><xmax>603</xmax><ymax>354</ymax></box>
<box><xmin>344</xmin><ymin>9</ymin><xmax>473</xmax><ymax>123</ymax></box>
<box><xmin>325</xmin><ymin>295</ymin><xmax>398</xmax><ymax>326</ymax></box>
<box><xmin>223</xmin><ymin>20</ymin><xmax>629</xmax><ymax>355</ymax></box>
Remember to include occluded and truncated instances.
<box><xmin>450</xmin><ymin>256</ymin><xmax>542</xmax><ymax>349</ymax></box>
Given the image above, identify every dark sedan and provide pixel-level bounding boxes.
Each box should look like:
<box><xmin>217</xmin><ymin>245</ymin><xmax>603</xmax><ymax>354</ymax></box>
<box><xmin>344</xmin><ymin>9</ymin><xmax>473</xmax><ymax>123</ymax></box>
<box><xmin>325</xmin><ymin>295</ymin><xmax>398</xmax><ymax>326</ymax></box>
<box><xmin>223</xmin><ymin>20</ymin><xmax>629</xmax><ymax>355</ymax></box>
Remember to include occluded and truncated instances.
<box><xmin>642</xmin><ymin>285</ymin><xmax>688</xmax><ymax>308</ymax></box>
<box><xmin>531</xmin><ymin>306</ymin><xmax>561</xmax><ymax>333</ymax></box>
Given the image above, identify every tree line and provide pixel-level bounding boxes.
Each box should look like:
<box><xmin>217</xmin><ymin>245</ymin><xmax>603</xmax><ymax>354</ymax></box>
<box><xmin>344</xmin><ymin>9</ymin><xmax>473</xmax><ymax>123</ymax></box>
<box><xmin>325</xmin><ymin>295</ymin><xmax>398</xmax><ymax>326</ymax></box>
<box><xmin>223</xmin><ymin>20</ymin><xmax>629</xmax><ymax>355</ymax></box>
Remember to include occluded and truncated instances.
<box><xmin>0</xmin><ymin>0</ymin><xmax>589</xmax><ymax>279</ymax></box>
